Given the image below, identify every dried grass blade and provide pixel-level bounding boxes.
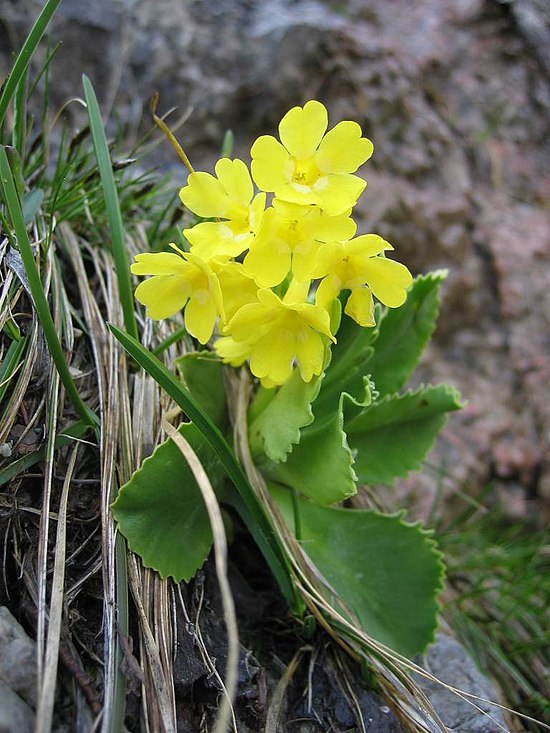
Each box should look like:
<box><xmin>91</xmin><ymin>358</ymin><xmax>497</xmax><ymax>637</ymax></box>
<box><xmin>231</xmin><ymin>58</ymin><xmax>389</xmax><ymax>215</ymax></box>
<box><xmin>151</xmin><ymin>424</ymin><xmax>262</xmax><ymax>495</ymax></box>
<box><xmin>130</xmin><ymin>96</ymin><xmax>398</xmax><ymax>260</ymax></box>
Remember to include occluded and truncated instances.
<box><xmin>163</xmin><ymin>420</ymin><xmax>238</xmax><ymax>733</ymax></box>
<box><xmin>99</xmin><ymin>258</ymin><xmax>128</xmax><ymax>733</ymax></box>
<box><xmin>126</xmin><ymin>557</ymin><xmax>176</xmax><ymax>733</ymax></box>
<box><xmin>0</xmin><ymin>323</ymin><xmax>40</xmax><ymax>444</ymax></box>
<box><xmin>265</xmin><ymin>649</ymin><xmax>305</xmax><ymax>733</ymax></box>
<box><xmin>35</xmin><ymin>445</ymin><xmax>79</xmax><ymax>733</ymax></box>
<box><xmin>61</xmin><ymin>227</ymin><xmax>127</xmax><ymax>731</ymax></box>
<box><xmin>36</xmin><ymin>365</ymin><xmax>59</xmax><ymax>685</ymax></box>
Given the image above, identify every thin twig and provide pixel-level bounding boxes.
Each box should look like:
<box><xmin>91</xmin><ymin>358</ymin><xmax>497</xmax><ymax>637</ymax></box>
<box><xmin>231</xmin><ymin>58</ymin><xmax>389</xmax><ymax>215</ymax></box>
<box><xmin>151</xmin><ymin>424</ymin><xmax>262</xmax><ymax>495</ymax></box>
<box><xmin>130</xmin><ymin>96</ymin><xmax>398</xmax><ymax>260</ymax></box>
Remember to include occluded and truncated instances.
<box><xmin>150</xmin><ymin>93</ymin><xmax>195</xmax><ymax>175</ymax></box>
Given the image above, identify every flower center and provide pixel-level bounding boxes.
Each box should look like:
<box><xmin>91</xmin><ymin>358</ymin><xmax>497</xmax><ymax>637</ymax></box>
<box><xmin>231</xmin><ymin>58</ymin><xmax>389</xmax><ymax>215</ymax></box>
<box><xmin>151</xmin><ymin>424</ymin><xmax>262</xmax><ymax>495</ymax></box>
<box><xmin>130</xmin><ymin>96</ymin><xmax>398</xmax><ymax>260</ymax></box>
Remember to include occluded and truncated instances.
<box><xmin>291</xmin><ymin>157</ymin><xmax>320</xmax><ymax>187</ymax></box>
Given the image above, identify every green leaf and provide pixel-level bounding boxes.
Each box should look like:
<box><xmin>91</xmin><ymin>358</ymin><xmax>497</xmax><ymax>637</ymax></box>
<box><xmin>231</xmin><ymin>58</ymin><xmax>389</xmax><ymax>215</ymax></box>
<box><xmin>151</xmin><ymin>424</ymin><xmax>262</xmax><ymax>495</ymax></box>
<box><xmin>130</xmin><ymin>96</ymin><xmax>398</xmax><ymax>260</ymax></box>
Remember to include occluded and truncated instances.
<box><xmin>112</xmin><ymin>423</ymin><xmax>221</xmax><ymax>582</ymax></box>
<box><xmin>175</xmin><ymin>351</ymin><xmax>226</xmax><ymax>427</ymax></box>
<box><xmin>367</xmin><ymin>271</ymin><xmax>447</xmax><ymax>397</ymax></box>
<box><xmin>271</xmin><ymin>485</ymin><xmax>445</xmax><ymax>657</ymax></box>
<box><xmin>259</xmin><ymin>373</ymin><xmax>375</xmax><ymax>505</ymax></box>
<box><xmin>313</xmin><ymin>309</ymin><xmax>378</xmax><ymax>419</ymax></box>
<box><xmin>248</xmin><ymin>369</ymin><xmax>323</xmax><ymax>463</ymax></box>
<box><xmin>263</xmin><ymin>396</ymin><xmax>357</xmax><ymax>505</ymax></box>
<box><xmin>346</xmin><ymin>384</ymin><xmax>463</xmax><ymax>485</ymax></box>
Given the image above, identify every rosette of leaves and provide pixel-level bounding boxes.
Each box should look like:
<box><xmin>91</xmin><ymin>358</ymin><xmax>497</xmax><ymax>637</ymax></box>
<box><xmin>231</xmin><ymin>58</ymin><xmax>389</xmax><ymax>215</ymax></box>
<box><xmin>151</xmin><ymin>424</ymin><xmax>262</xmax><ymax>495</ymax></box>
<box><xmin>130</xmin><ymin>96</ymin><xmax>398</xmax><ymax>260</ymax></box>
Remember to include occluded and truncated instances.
<box><xmin>113</xmin><ymin>271</ymin><xmax>461</xmax><ymax>657</ymax></box>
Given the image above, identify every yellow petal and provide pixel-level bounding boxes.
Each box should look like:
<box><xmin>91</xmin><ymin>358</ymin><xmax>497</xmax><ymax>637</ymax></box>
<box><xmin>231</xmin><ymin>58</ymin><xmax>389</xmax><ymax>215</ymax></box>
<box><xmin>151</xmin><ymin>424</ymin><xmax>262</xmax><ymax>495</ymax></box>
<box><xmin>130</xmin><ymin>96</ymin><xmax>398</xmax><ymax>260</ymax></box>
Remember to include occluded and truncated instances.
<box><xmin>291</xmin><ymin>241</ymin><xmax>320</xmax><ymax>282</ymax></box>
<box><xmin>310</xmin><ymin>241</ymin><xmax>345</xmax><ymax>279</ymax></box>
<box><xmin>179</xmin><ymin>171</ymin><xmax>229</xmax><ymax>217</ymax></box>
<box><xmin>314</xmin><ymin>173</ymin><xmax>366</xmax><ymax>216</ymax></box>
<box><xmin>271</xmin><ymin>198</ymin><xmax>308</xmax><ymax>217</ymax></box>
<box><xmin>273</xmin><ymin>181</ymin><xmax>320</xmax><ymax>207</ymax></box>
<box><xmin>134</xmin><ymin>274</ymin><xmax>190</xmax><ymax>319</ymax></box>
<box><xmin>295</xmin><ymin>329</ymin><xmax>325</xmax><ymax>382</ymax></box>
<box><xmin>345</xmin><ymin>287</ymin><xmax>376</xmax><ymax>327</ymax></box>
<box><xmin>250</xmin><ymin>334</ymin><xmax>294</xmax><ymax>384</ymax></box>
<box><xmin>214</xmin><ymin>158</ymin><xmax>253</xmax><ymax>206</ymax></box>
<box><xmin>131</xmin><ymin>251</ymin><xmax>187</xmax><ymax>276</ymax></box>
<box><xmin>249</xmin><ymin>192</ymin><xmax>267</xmax><ymax>233</ymax></box>
<box><xmin>251</xmin><ymin>135</ymin><xmax>291</xmax><ymax>191</ymax></box>
<box><xmin>292</xmin><ymin>301</ymin><xmax>335</xmax><ymax>341</ymax></box>
<box><xmin>214</xmin><ymin>336</ymin><xmax>251</xmax><ymax>366</ymax></box>
<box><xmin>315</xmin><ymin>121</ymin><xmax>373</xmax><ymax>174</ymax></box>
<box><xmin>307</xmin><ymin>210</ymin><xmax>357</xmax><ymax>242</ymax></box>
<box><xmin>183</xmin><ymin>252</ymin><xmax>226</xmax><ymax>321</ymax></box>
<box><xmin>315</xmin><ymin>275</ymin><xmax>341</xmax><ymax>311</ymax></box>
<box><xmin>282</xmin><ymin>277</ymin><xmax>310</xmax><ymax>304</ymax></box>
<box><xmin>186</xmin><ymin>221</ymin><xmax>252</xmax><ymax>259</ymax></box>
<box><xmin>213</xmin><ymin>261</ymin><xmax>260</xmax><ymax>323</ymax></box>
<box><xmin>185</xmin><ymin>289</ymin><xmax>218</xmax><ymax>343</ymax></box>
<box><xmin>278</xmin><ymin>100</ymin><xmax>328</xmax><ymax>159</ymax></box>
<box><xmin>185</xmin><ymin>221</ymin><xmax>229</xmax><ymax>255</ymax></box>
<box><xmin>183</xmin><ymin>249</ymin><xmax>217</xmax><ymax>276</ymax></box>
<box><xmin>244</xmin><ymin>238</ymin><xmax>291</xmax><ymax>287</ymax></box>
<box><xmin>347</xmin><ymin>234</ymin><xmax>393</xmax><ymax>258</ymax></box>
<box><xmin>226</xmin><ymin>301</ymin><xmax>270</xmax><ymax>341</ymax></box>
<box><xmin>363</xmin><ymin>257</ymin><xmax>413</xmax><ymax>307</ymax></box>
<box><xmin>256</xmin><ymin>288</ymin><xmax>282</xmax><ymax>308</ymax></box>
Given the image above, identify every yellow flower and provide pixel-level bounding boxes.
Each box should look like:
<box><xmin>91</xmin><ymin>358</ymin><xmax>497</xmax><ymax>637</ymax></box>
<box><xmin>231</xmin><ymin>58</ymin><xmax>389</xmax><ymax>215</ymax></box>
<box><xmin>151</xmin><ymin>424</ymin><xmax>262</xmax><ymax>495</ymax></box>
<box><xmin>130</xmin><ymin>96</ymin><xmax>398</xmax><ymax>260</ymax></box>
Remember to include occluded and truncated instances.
<box><xmin>312</xmin><ymin>235</ymin><xmax>413</xmax><ymax>327</ymax></box>
<box><xmin>243</xmin><ymin>199</ymin><xmax>356</xmax><ymax>286</ymax></box>
<box><xmin>216</xmin><ymin>289</ymin><xmax>335</xmax><ymax>386</ymax></box>
<box><xmin>131</xmin><ymin>246</ymin><xmax>225</xmax><ymax>344</ymax></box>
<box><xmin>250</xmin><ymin>100</ymin><xmax>373</xmax><ymax>216</ymax></box>
<box><xmin>180</xmin><ymin>158</ymin><xmax>266</xmax><ymax>258</ymax></box>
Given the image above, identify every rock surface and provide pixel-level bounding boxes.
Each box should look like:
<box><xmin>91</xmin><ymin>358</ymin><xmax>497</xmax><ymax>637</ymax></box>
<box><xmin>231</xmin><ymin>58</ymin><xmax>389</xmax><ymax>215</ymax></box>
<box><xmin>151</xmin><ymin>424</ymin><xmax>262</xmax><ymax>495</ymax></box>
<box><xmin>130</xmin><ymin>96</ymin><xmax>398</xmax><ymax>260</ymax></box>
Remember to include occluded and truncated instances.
<box><xmin>0</xmin><ymin>608</ymin><xmax>36</xmax><ymax>733</ymax></box>
<box><xmin>417</xmin><ymin>633</ymin><xmax>507</xmax><ymax>733</ymax></box>
<box><xmin>0</xmin><ymin>606</ymin><xmax>37</xmax><ymax>707</ymax></box>
<box><xmin>0</xmin><ymin>679</ymin><xmax>35</xmax><ymax>733</ymax></box>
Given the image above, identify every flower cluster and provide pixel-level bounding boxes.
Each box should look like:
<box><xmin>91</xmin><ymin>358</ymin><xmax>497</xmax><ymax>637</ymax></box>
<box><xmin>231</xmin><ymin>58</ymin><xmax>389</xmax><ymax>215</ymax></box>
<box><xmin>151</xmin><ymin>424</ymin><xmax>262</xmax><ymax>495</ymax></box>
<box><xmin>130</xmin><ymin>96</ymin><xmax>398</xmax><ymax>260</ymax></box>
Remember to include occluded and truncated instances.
<box><xmin>132</xmin><ymin>100</ymin><xmax>412</xmax><ymax>387</ymax></box>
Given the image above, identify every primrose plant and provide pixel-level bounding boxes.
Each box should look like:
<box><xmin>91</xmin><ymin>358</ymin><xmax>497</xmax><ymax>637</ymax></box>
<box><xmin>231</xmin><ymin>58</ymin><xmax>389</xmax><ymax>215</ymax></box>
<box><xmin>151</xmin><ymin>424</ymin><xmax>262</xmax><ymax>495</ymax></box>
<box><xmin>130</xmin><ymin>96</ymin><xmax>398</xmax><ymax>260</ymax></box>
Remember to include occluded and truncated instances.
<box><xmin>113</xmin><ymin>101</ymin><xmax>462</xmax><ymax>659</ymax></box>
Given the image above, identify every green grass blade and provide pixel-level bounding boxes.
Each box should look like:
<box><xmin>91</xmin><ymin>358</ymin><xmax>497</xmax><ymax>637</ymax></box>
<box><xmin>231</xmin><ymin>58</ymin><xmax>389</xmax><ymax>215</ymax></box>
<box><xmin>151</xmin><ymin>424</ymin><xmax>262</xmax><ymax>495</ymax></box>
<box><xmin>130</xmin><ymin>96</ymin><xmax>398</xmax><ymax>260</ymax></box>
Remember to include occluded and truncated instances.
<box><xmin>12</xmin><ymin>69</ymin><xmax>28</xmax><ymax>157</ymax></box>
<box><xmin>0</xmin><ymin>334</ymin><xmax>28</xmax><ymax>404</ymax></box>
<box><xmin>0</xmin><ymin>0</ymin><xmax>63</xmax><ymax>129</ymax></box>
<box><xmin>151</xmin><ymin>325</ymin><xmax>188</xmax><ymax>356</ymax></box>
<box><xmin>109</xmin><ymin>324</ymin><xmax>298</xmax><ymax>609</ymax></box>
<box><xmin>82</xmin><ymin>76</ymin><xmax>139</xmax><ymax>342</ymax></box>
<box><xmin>2</xmin><ymin>319</ymin><xmax>21</xmax><ymax>341</ymax></box>
<box><xmin>29</xmin><ymin>40</ymin><xmax>62</xmax><ymax>100</ymax></box>
<box><xmin>0</xmin><ymin>146</ymin><xmax>98</xmax><ymax>427</ymax></box>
